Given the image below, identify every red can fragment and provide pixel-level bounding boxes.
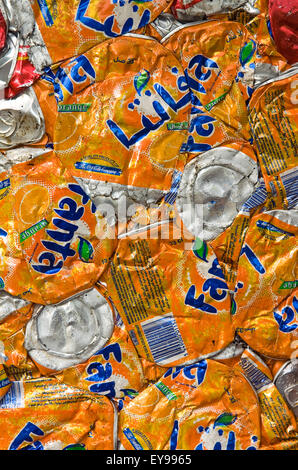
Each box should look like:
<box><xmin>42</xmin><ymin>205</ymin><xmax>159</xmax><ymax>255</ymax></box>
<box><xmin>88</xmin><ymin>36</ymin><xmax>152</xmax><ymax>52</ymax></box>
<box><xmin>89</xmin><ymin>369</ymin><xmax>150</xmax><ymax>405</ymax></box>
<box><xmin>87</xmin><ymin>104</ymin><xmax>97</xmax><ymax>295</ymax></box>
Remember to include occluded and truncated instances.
<box><xmin>269</xmin><ymin>0</ymin><xmax>298</xmax><ymax>64</ymax></box>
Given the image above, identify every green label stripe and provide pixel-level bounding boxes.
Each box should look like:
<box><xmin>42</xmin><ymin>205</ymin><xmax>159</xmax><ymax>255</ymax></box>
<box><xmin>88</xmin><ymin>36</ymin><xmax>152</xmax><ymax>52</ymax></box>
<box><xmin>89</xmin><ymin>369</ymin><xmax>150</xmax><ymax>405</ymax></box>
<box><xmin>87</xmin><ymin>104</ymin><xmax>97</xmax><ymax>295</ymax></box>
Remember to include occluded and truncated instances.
<box><xmin>279</xmin><ymin>280</ymin><xmax>298</xmax><ymax>290</ymax></box>
<box><xmin>20</xmin><ymin>219</ymin><xmax>49</xmax><ymax>244</ymax></box>
<box><xmin>155</xmin><ymin>381</ymin><xmax>177</xmax><ymax>401</ymax></box>
<box><xmin>58</xmin><ymin>103</ymin><xmax>91</xmax><ymax>113</ymax></box>
<box><xmin>204</xmin><ymin>92</ymin><xmax>228</xmax><ymax>111</ymax></box>
<box><xmin>167</xmin><ymin>122</ymin><xmax>188</xmax><ymax>130</ymax></box>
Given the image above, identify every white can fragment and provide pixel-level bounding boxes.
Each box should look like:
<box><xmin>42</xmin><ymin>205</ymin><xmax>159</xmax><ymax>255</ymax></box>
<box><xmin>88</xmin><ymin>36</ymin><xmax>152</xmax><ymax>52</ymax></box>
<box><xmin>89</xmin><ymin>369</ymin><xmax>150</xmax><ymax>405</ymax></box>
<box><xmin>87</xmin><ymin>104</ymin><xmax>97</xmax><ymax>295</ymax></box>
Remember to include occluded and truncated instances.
<box><xmin>211</xmin><ymin>336</ymin><xmax>247</xmax><ymax>360</ymax></box>
<box><xmin>151</xmin><ymin>13</ymin><xmax>184</xmax><ymax>38</ymax></box>
<box><xmin>0</xmin><ymin>291</ymin><xmax>30</xmax><ymax>321</ymax></box>
<box><xmin>274</xmin><ymin>360</ymin><xmax>298</xmax><ymax>419</ymax></box>
<box><xmin>0</xmin><ymin>32</ymin><xmax>19</xmax><ymax>89</ymax></box>
<box><xmin>24</xmin><ymin>288</ymin><xmax>115</xmax><ymax>371</ymax></box>
<box><xmin>75</xmin><ymin>177</ymin><xmax>165</xmax><ymax>226</ymax></box>
<box><xmin>173</xmin><ymin>0</ymin><xmax>260</xmax><ymax>22</ymax></box>
<box><xmin>176</xmin><ymin>147</ymin><xmax>258</xmax><ymax>240</ymax></box>
<box><xmin>0</xmin><ymin>86</ymin><xmax>45</xmax><ymax>149</ymax></box>
<box><xmin>0</xmin><ymin>0</ymin><xmax>51</xmax><ymax>72</ymax></box>
<box><xmin>0</xmin><ymin>146</ymin><xmax>51</xmax><ymax>172</ymax></box>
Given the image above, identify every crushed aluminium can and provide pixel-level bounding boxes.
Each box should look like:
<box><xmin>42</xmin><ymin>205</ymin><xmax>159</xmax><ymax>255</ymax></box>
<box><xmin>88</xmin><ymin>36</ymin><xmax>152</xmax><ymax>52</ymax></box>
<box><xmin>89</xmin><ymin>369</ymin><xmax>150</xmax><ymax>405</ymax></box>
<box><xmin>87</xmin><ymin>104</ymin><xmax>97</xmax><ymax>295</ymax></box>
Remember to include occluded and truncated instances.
<box><xmin>233</xmin><ymin>209</ymin><xmax>298</xmax><ymax>359</ymax></box>
<box><xmin>0</xmin><ymin>151</ymin><xmax>117</xmax><ymax>304</ymax></box>
<box><xmin>0</xmin><ymin>86</ymin><xmax>45</xmax><ymax>149</ymax></box>
<box><xmin>268</xmin><ymin>0</ymin><xmax>298</xmax><ymax>65</ymax></box>
<box><xmin>119</xmin><ymin>358</ymin><xmax>261</xmax><ymax>450</ymax></box>
<box><xmin>106</xmin><ymin>221</ymin><xmax>234</xmax><ymax>367</ymax></box>
<box><xmin>17</xmin><ymin>0</ymin><xmax>174</xmax><ymax>65</ymax></box>
<box><xmin>162</xmin><ymin>20</ymin><xmax>257</xmax><ymax>154</ymax></box>
<box><xmin>274</xmin><ymin>360</ymin><xmax>298</xmax><ymax>419</ymax></box>
<box><xmin>24</xmin><ymin>286</ymin><xmax>115</xmax><ymax>372</ymax></box>
<box><xmin>171</xmin><ymin>0</ymin><xmax>260</xmax><ymax>22</ymax></box>
<box><xmin>45</xmin><ymin>34</ymin><xmax>191</xmax><ymax>209</ymax></box>
<box><xmin>0</xmin><ymin>377</ymin><xmax>117</xmax><ymax>450</ymax></box>
<box><xmin>240</xmin><ymin>348</ymin><xmax>298</xmax><ymax>450</ymax></box>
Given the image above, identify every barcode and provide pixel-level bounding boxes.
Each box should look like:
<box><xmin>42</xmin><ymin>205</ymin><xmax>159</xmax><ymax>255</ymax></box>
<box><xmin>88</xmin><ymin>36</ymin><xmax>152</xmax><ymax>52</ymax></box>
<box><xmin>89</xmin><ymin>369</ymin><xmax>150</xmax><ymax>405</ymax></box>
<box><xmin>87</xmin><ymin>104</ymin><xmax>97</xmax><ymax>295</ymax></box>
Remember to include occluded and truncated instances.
<box><xmin>280</xmin><ymin>168</ymin><xmax>298</xmax><ymax>209</ymax></box>
<box><xmin>0</xmin><ymin>381</ymin><xmax>24</xmax><ymax>409</ymax></box>
<box><xmin>164</xmin><ymin>171</ymin><xmax>182</xmax><ymax>205</ymax></box>
<box><xmin>129</xmin><ymin>329</ymin><xmax>139</xmax><ymax>346</ymax></box>
<box><xmin>242</xmin><ymin>183</ymin><xmax>267</xmax><ymax>211</ymax></box>
<box><xmin>240</xmin><ymin>358</ymin><xmax>271</xmax><ymax>392</ymax></box>
<box><xmin>141</xmin><ymin>314</ymin><xmax>187</xmax><ymax>365</ymax></box>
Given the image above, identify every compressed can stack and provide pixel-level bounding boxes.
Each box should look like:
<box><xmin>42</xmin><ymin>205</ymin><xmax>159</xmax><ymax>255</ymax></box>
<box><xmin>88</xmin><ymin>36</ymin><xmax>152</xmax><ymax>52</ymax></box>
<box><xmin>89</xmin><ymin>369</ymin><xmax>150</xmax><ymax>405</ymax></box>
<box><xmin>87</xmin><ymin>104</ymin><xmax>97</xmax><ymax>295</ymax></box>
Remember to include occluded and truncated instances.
<box><xmin>0</xmin><ymin>0</ymin><xmax>297</xmax><ymax>451</ymax></box>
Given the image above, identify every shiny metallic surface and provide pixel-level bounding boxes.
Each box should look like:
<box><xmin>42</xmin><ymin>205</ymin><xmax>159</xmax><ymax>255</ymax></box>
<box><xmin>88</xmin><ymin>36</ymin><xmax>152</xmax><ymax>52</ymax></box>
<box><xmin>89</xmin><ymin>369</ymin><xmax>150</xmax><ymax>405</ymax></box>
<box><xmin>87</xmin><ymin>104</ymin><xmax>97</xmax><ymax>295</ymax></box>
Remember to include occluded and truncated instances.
<box><xmin>274</xmin><ymin>361</ymin><xmax>298</xmax><ymax>418</ymax></box>
<box><xmin>151</xmin><ymin>13</ymin><xmax>183</xmax><ymax>38</ymax></box>
<box><xmin>0</xmin><ymin>291</ymin><xmax>30</xmax><ymax>321</ymax></box>
<box><xmin>176</xmin><ymin>147</ymin><xmax>258</xmax><ymax>240</ymax></box>
<box><xmin>0</xmin><ymin>86</ymin><xmax>45</xmax><ymax>148</ymax></box>
<box><xmin>0</xmin><ymin>32</ymin><xmax>19</xmax><ymax>88</ymax></box>
<box><xmin>24</xmin><ymin>288</ymin><xmax>115</xmax><ymax>371</ymax></box>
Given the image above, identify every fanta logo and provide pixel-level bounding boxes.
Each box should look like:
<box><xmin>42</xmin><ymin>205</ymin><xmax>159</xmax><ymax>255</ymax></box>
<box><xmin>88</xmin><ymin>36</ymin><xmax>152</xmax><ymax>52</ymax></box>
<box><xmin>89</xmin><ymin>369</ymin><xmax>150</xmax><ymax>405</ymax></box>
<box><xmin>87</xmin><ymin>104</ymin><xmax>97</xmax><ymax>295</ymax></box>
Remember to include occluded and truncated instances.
<box><xmin>9</xmin><ymin>421</ymin><xmax>87</xmax><ymax>450</ymax></box>
<box><xmin>107</xmin><ymin>69</ymin><xmax>191</xmax><ymax>149</ymax></box>
<box><xmin>169</xmin><ymin>414</ymin><xmax>259</xmax><ymax>450</ymax></box>
<box><xmin>183</xmin><ymin>55</ymin><xmax>219</xmax><ymax>151</ymax></box>
<box><xmin>75</xmin><ymin>0</ymin><xmax>152</xmax><ymax>37</ymax></box>
<box><xmin>9</xmin><ymin>422</ymin><xmax>44</xmax><ymax>450</ymax></box>
<box><xmin>84</xmin><ymin>343</ymin><xmax>136</xmax><ymax>399</ymax></box>
<box><xmin>164</xmin><ymin>360</ymin><xmax>207</xmax><ymax>386</ymax></box>
<box><xmin>186</xmin><ymin>55</ymin><xmax>219</xmax><ymax>95</ymax></box>
<box><xmin>274</xmin><ymin>297</ymin><xmax>298</xmax><ymax>333</ymax></box>
<box><xmin>185</xmin><ymin>257</ymin><xmax>228</xmax><ymax>314</ymax></box>
<box><xmin>32</xmin><ymin>184</ymin><xmax>96</xmax><ymax>276</ymax></box>
<box><xmin>195</xmin><ymin>414</ymin><xmax>258</xmax><ymax>450</ymax></box>
<box><xmin>43</xmin><ymin>55</ymin><xmax>95</xmax><ymax>102</ymax></box>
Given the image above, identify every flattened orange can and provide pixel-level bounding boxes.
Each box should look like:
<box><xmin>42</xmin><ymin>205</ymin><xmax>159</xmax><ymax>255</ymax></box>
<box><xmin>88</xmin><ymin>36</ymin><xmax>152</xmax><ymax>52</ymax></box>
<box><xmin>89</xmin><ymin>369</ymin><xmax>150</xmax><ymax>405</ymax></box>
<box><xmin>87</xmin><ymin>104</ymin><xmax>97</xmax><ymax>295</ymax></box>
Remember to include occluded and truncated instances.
<box><xmin>233</xmin><ymin>209</ymin><xmax>298</xmax><ymax>359</ymax></box>
<box><xmin>29</xmin><ymin>0</ymin><xmax>174</xmax><ymax>64</ymax></box>
<box><xmin>106</xmin><ymin>222</ymin><xmax>234</xmax><ymax>366</ymax></box>
<box><xmin>0</xmin><ymin>152</ymin><xmax>117</xmax><ymax>304</ymax></box>
<box><xmin>162</xmin><ymin>20</ymin><xmax>257</xmax><ymax>154</ymax></box>
<box><xmin>0</xmin><ymin>299</ymin><xmax>39</xmax><ymax>380</ymax></box>
<box><xmin>240</xmin><ymin>348</ymin><xmax>298</xmax><ymax>450</ymax></box>
<box><xmin>248</xmin><ymin>67</ymin><xmax>298</xmax><ymax>195</ymax></box>
<box><xmin>119</xmin><ymin>358</ymin><xmax>260</xmax><ymax>450</ymax></box>
<box><xmin>51</xmin><ymin>305</ymin><xmax>147</xmax><ymax>400</ymax></box>
<box><xmin>45</xmin><ymin>35</ymin><xmax>190</xmax><ymax>197</ymax></box>
<box><xmin>0</xmin><ymin>378</ymin><xmax>116</xmax><ymax>450</ymax></box>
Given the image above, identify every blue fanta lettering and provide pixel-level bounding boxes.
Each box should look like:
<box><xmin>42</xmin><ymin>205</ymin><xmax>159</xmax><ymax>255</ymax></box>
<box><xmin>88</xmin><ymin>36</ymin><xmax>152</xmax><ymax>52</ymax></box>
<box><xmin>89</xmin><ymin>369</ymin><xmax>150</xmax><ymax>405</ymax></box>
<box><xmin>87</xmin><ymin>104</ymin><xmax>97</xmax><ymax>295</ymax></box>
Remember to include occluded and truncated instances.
<box><xmin>187</xmin><ymin>55</ymin><xmax>219</xmax><ymax>91</ymax></box>
<box><xmin>185</xmin><ymin>286</ymin><xmax>218</xmax><ymax>313</ymax></box>
<box><xmin>84</xmin><ymin>344</ymin><xmax>124</xmax><ymax>398</ymax></box>
<box><xmin>85</xmin><ymin>362</ymin><xmax>116</xmax><ymax>398</ymax></box>
<box><xmin>170</xmin><ymin>420</ymin><xmax>179</xmax><ymax>450</ymax></box>
<box><xmin>94</xmin><ymin>343</ymin><xmax>122</xmax><ymax>363</ymax></box>
<box><xmin>42</xmin><ymin>55</ymin><xmax>96</xmax><ymax>102</ymax></box>
<box><xmin>274</xmin><ymin>297</ymin><xmax>298</xmax><ymax>333</ymax></box>
<box><xmin>9</xmin><ymin>422</ymin><xmax>44</xmax><ymax>451</ymax></box>
<box><xmin>69</xmin><ymin>55</ymin><xmax>96</xmax><ymax>84</ymax></box>
<box><xmin>164</xmin><ymin>360</ymin><xmax>207</xmax><ymax>386</ymax></box>
<box><xmin>208</xmin><ymin>258</ymin><xmax>225</xmax><ymax>280</ymax></box>
<box><xmin>185</xmin><ymin>254</ymin><xmax>229</xmax><ymax>313</ymax></box>
<box><xmin>240</xmin><ymin>244</ymin><xmax>265</xmax><ymax>274</ymax></box>
<box><xmin>185</xmin><ymin>105</ymin><xmax>216</xmax><ymax>152</ymax></box>
<box><xmin>32</xmin><ymin>184</ymin><xmax>94</xmax><ymax>275</ymax></box>
<box><xmin>75</xmin><ymin>0</ymin><xmax>152</xmax><ymax>37</ymax></box>
<box><xmin>203</xmin><ymin>278</ymin><xmax>228</xmax><ymax>301</ymax></box>
<box><xmin>107</xmin><ymin>68</ymin><xmax>191</xmax><ymax>149</ymax></box>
